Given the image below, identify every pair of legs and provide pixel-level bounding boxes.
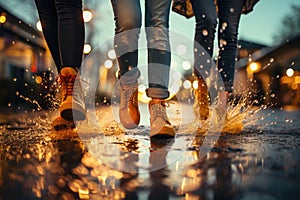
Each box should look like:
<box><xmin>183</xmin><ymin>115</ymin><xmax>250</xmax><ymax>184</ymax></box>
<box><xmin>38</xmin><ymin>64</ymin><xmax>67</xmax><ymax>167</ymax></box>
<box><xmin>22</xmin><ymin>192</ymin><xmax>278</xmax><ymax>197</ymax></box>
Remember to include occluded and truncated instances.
<box><xmin>34</xmin><ymin>0</ymin><xmax>86</xmax><ymax>130</ymax></box>
<box><xmin>110</xmin><ymin>0</ymin><xmax>175</xmax><ymax>137</ymax></box>
<box><xmin>191</xmin><ymin>0</ymin><xmax>244</xmax><ymax>119</ymax></box>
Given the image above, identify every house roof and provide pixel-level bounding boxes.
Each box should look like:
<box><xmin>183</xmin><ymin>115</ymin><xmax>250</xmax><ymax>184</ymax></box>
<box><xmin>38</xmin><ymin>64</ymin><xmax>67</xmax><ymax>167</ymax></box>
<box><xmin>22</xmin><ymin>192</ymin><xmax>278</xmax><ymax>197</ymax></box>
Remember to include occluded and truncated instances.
<box><xmin>0</xmin><ymin>6</ymin><xmax>45</xmax><ymax>51</ymax></box>
<box><xmin>238</xmin><ymin>39</ymin><xmax>267</xmax><ymax>50</ymax></box>
<box><xmin>237</xmin><ymin>34</ymin><xmax>300</xmax><ymax>71</ymax></box>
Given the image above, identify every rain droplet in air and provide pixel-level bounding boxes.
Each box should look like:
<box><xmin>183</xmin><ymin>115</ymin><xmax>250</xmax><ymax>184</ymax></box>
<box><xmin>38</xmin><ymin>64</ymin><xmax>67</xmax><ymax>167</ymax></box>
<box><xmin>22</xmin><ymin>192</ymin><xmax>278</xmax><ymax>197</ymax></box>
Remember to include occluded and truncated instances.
<box><xmin>220</xmin><ymin>39</ymin><xmax>227</xmax><ymax>47</ymax></box>
<box><xmin>222</xmin><ymin>22</ymin><xmax>227</xmax><ymax>30</ymax></box>
<box><xmin>202</xmin><ymin>29</ymin><xmax>208</xmax><ymax>36</ymax></box>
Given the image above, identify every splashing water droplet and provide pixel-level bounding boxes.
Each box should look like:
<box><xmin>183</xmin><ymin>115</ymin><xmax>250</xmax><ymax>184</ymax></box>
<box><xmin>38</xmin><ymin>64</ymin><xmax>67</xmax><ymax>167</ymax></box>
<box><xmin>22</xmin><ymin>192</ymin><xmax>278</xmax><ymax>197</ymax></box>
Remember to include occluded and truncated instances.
<box><xmin>202</xmin><ymin>29</ymin><xmax>208</xmax><ymax>36</ymax></box>
<box><xmin>222</xmin><ymin>22</ymin><xmax>227</xmax><ymax>30</ymax></box>
<box><xmin>219</xmin><ymin>39</ymin><xmax>227</xmax><ymax>47</ymax></box>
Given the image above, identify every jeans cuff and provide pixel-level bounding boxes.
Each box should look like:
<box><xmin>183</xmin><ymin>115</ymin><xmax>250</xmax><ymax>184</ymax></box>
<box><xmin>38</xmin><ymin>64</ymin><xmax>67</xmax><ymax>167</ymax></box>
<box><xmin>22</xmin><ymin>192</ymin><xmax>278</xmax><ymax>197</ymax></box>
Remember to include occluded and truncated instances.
<box><xmin>146</xmin><ymin>88</ymin><xmax>169</xmax><ymax>99</ymax></box>
<box><xmin>119</xmin><ymin>67</ymin><xmax>140</xmax><ymax>87</ymax></box>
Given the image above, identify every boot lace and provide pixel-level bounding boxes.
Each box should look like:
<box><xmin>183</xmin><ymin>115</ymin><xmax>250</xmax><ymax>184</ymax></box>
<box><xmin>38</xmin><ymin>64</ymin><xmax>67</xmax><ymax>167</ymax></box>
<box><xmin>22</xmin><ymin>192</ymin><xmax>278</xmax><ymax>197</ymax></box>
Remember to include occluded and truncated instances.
<box><xmin>120</xmin><ymin>87</ymin><xmax>138</xmax><ymax>109</ymax></box>
<box><xmin>150</xmin><ymin>100</ymin><xmax>171</xmax><ymax>124</ymax></box>
<box><xmin>58</xmin><ymin>74</ymin><xmax>76</xmax><ymax>101</ymax></box>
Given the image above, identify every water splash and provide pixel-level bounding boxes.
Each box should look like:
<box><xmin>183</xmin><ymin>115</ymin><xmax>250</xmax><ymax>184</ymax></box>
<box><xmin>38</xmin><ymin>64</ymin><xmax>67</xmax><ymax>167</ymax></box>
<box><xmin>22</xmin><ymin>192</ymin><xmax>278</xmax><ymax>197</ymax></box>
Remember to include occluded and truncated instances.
<box><xmin>222</xmin><ymin>93</ymin><xmax>262</xmax><ymax>134</ymax></box>
<box><xmin>194</xmin><ymin>91</ymin><xmax>264</xmax><ymax>134</ymax></box>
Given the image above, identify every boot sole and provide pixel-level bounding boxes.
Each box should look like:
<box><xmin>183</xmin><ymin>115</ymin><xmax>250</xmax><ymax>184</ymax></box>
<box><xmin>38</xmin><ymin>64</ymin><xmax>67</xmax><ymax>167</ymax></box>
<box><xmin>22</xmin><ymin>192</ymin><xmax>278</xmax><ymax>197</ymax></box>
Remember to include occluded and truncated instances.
<box><xmin>150</xmin><ymin>126</ymin><xmax>175</xmax><ymax>138</ymax></box>
<box><xmin>60</xmin><ymin>102</ymin><xmax>86</xmax><ymax>121</ymax></box>
<box><xmin>52</xmin><ymin>117</ymin><xmax>76</xmax><ymax>131</ymax></box>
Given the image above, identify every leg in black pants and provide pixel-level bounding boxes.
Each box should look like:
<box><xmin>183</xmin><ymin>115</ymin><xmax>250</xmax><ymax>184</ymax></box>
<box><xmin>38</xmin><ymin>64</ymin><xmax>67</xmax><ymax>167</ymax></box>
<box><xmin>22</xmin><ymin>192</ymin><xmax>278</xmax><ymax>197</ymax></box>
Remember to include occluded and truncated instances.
<box><xmin>34</xmin><ymin>0</ymin><xmax>85</xmax><ymax>72</ymax></box>
<box><xmin>34</xmin><ymin>0</ymin><xmax>86</xmax><ymax>129</ymax></box>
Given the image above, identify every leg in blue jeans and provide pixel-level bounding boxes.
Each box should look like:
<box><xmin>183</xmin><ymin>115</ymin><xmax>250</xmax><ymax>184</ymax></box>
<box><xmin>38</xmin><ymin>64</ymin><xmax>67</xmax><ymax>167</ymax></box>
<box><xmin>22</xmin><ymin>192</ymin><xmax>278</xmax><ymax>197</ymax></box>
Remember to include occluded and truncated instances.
<box><xmin>111</xmin><ymin>0</ymin><xmax>174</xmax><ymax>136</ymax></box>
<box><xmin>111</xmin><ymin>0</ymin><xmax>172</xmax><ymax>99</ymax></box>
<box><xmin>145</xmin><ymin>0</ymin><xmax>172</xmax><ymax>99</ymax></box>
<box><xmin>110</xmin><ymin>0</ymin><xmax>141</xmax><ymax>77</ymax></box>
<box><xmin>217</xmin><ymin>0</ymin><xmax>244</xmax><ymax>92</ymax></box>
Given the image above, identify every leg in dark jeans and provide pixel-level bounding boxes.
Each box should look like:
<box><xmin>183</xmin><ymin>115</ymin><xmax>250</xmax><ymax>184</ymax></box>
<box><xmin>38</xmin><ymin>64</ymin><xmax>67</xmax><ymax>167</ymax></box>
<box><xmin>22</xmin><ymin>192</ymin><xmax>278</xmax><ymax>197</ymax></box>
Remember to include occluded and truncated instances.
<box><xmin>190</xmin><ymin>0</ymin><xmax>217</xmax><ymax>120</ymax></box>
<box><xmin>34</xmin><ymin>0</ymin><xmax>84</xmax><ymax>72</ymax></box>
<box><xmin>190</xmin><ymin>0</ymin><xmax>217</xmax><ymax>78</ymax></box>
<box><xmin>217</xmin><ymin>0</ymin><xmax>244</xmax><ymax>92</ymax></box>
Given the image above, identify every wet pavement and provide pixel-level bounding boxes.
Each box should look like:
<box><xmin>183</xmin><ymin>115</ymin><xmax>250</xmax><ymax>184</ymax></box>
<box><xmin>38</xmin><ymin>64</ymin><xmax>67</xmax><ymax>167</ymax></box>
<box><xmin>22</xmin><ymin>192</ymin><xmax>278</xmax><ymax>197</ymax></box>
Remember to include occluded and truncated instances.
<box><xmin>0</xmin><ymin>105</ymin><xmax>300</xmax><ymax>200</ymax></box>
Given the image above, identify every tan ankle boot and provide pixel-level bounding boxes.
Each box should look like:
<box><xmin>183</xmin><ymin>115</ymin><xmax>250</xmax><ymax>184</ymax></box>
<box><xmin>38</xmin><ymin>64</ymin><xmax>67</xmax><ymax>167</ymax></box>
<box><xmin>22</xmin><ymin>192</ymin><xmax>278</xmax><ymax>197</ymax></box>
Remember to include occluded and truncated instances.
<box><xmin>59</xmin><ymin>67</ymin><xmax>86</xmax><ymax>121</ymax></box>
<box><xmin>149</xmin><ymin>99</ymin><xmax>175</xmax><ymax>138</ymax></box>
<box><xmin>194</xmin><ymin>76</ymin><xmax>209</xmax><ymax>120</ymax></box>
<box><xmin>119</xmin><ymin>83</ymin><xmax>140</xmax><ymax>129</ymax></box>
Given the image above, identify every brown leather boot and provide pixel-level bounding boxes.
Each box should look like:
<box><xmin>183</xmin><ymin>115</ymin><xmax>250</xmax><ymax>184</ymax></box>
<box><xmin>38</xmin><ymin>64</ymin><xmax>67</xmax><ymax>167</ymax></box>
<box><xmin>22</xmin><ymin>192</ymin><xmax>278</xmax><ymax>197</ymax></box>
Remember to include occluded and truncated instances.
<box><xmin>149</xmin><ymin>99</ymin><xmax>175</xmax><ymax>138</ymax></box>
<box><xmin>59</xmin><ymin>67</ymin><xmax>86</xmax><ymax>121</ymax></box>
<box><xmin>194</xmin><ymin>76</ymin><xmax>209</xmax><ymax>120</ymax></box>
<box><xmin>119</xmin><ymin>84</ymin><xmax>140</xmax><ymax>129</ymax></box>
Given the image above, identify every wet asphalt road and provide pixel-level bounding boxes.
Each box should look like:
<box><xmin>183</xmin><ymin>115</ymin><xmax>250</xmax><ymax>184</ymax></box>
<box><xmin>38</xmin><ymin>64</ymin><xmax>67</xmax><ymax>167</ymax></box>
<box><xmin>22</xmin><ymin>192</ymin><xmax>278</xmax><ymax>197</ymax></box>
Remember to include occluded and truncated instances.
<box><xmin>0</xmin><ymin>106</ymin><xmax>300</xmax><ymax>200</ymax></box>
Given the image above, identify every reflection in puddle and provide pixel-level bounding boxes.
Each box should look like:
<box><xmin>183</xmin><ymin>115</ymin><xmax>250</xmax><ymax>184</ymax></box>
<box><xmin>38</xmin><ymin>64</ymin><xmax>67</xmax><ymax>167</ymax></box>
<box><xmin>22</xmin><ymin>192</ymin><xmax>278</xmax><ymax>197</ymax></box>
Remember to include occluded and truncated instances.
<box><xmin>1</xmin><ymin>107</ymin><xmax>300</xmax><ymax>199</ymax></box>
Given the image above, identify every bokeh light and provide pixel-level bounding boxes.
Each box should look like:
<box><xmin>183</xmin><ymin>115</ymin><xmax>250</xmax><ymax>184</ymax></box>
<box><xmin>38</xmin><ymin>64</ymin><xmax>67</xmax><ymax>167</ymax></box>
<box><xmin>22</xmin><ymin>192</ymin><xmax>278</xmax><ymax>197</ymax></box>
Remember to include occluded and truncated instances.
<box><xmin>182</xmin><ymin>60</ymin><xmax>192</xmax><ymax>70</ymax></box>
<box><xmin>249</xmin><ymin>62</ymin><xmax>261</xmax><ymax>73</ymax></box>
<box><xmin>36</xmin><ymin>21</ymin><xmax>42</xmax><ymax>31</ymax></box>
<box><xmin>83</xmin><ymin>44</ymin><xmax>92</xmax><ymax>54</ymax></box>
<box><xmin>83</xmin><ymin>10</ymin><xmax>93</xmax><ymax>23</ymax></box>
<box><xmin>104</xmin><ymin>59</ymin><xmax>113</xmax><ymax>69</ymax></box>
<box><xmin>183</xmin><ymin>80</ymin><xmax>191</xmax><ymax>89</ymax></box>
<box><xmin>107</xmin><ymin>49</ymin><xmax>117</xmax><ymax>59</ymax></box>
<box><xmin>286</xmin><ymin>68</ymin><xmax>294</xmax><ymax>77</ymax></box>
<box><xmin>176</xmin><ymin>44</ymin><xmax>187</xmax><ymax>56</ymax></box>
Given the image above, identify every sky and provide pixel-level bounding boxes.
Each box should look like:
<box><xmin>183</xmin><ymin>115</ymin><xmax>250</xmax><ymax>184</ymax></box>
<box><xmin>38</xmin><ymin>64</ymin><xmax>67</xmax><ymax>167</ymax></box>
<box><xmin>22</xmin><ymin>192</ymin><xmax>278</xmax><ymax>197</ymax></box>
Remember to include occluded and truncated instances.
<box><xmin>238</xmin><ymin>0</ymin><xmax>300</xmax><ymax>45</ymax></box>
<box><xmin>168</xmin><ymin>0</ymin><xmax>300</xmax><ymax>46</ymax></box>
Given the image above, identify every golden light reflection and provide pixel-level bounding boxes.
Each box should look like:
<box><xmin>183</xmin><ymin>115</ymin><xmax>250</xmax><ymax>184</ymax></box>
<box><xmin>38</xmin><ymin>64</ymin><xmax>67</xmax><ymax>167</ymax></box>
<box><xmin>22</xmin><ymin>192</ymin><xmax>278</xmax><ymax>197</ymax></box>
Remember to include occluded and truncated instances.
<box><xmin>248</xmin><ymin>62</ymin><xmax>261</xmax><ymax>73</ymax></box>
<box><xmin>0</xmin><ymin>15</ymin><xmax>6</xmax><ymax>24</ymax></box>
<box><xmin>192</xmin><ymin>80</ymin><xmax>198</xmax><ymax>89</ymax></box>
<box><xmin>281</xmin><ymin>75</ymin><xmax>300</xmax><ymax>90</ymax></box>
<box><xmin>35</xmin><ymin>76</ymin><xmax>42</xmax><ymax>84</ymax></box>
